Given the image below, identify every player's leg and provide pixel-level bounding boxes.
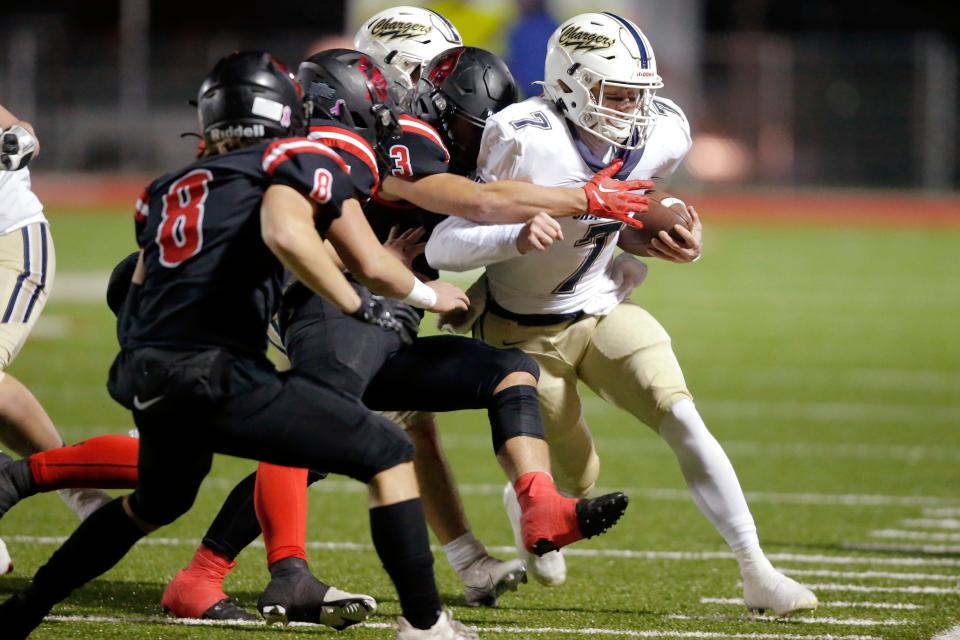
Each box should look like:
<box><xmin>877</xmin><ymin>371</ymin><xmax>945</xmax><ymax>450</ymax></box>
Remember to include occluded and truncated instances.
<box><xmin>478</xmin><ymin>313</ymin><xmax>599</xmax><ymax>586</ymax></box>
<box><xmin>0</xmin><ymin>407</ymin><xmax>215</xmax><ymax>637</ymax></box>
<box><xmin>0</xmin><ymin>435</ymin><xmax>139</xmax><ymax>520</ymax></box>
<box><xmin>204</xmin><ymin>364</ymin><xmax>462</xmax><ymax>634</ymax></box>
<box><xmin>579</xmin><ymin>302</ymin><xmax>817</xmax><ymax>615</ymax></box>
<box><xmin>0</xmin><ymin>224</ymin><xmax>112</xmax><ymax>526</ymax></box>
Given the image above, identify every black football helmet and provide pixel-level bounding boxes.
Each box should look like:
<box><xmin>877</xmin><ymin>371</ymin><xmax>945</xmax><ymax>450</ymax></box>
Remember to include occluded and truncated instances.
<box><xmin>411</xmin><ymin>46</ymin><xmax>518</xmax><ymax>173</ymax></box>
<box><xmin>198</xmin><ymin>51</ymin><xmax>304</xmax><ymax>147</ymax></box>
<box><xmin>297</xmin><ymin>48</ymin><xmax>402</xmax><ymax>149</ymax></box>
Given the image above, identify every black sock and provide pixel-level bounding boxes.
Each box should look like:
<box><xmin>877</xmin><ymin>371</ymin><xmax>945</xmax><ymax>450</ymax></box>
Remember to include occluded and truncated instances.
<box><xmin>369</xmin><ymin>498</ymin><xmax>439</xmax><ymax>630</ymax></box>
<box><xmin>488</xmin><ymin>384</ymin><xmax>546</xmax><ymax>453</ymax></box>
<box><xmin>30</xmin><ymin>497</ymin><xmax>145</xmax><ymax>606</ymax></box>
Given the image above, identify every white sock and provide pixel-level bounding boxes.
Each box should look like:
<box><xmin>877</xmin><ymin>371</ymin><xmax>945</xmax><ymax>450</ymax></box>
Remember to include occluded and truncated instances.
<box><xmin>58</xmin><ymin>487</ymin><xmax>114</xmax><ymax>521</ymax></box>
<box><xmin>658</xmin><ymin>398</ymin><xmax>759</xmax><ymax>552</ymax></box>
<box><xmin>442</xmin><ymin>531</ymin><xmax>487</xmax><ymax>573</ymax></box>
<box><xmin>734</xmin><ymin>543</ymin><xmax>776</xmax><ymax>575</ymax></box>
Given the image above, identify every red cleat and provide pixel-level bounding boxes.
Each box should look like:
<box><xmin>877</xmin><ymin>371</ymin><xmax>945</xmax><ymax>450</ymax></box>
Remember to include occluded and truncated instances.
<box><xmin>514</xmin><ymin>472</ymin><xmax>629</xmax><ymax>556</ymax></box>
<box><xmin>161</xmin><ymin>546</ymin><xmax>254</xmax><ymax>620</ymax></box>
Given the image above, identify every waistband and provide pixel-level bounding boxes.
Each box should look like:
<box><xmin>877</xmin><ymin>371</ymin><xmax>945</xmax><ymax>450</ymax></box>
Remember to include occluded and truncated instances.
<box><xmin>487</xmin><ymin>297</ymin><xmax>585</xmax><ymax>327</ymax></box>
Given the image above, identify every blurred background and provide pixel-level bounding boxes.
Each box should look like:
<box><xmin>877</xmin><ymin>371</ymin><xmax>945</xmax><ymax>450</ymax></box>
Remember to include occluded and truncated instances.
<box><xmin>1</xmin><ymin>0</ymin><xmax>957</xmax><ymax>193</ymax></box>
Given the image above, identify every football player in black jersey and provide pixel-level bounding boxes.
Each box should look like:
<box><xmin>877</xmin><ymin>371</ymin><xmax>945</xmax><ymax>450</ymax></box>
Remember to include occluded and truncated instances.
<box><xmin>158</xmin><ymin>47</ymin><xmax>641</xmax><ymax>623</ymax></box>
<box><xmin>0</xmin><ymin>51</ymin><xmax>482</xmax><ymax>640</ymax></box>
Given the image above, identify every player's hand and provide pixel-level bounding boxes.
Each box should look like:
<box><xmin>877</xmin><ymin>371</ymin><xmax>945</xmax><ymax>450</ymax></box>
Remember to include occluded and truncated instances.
<box><xmin>1</xmin><ymin>124</ymin><xmax>38</xmax><ymax>171</ymax></box>
<box><xmin>648</xmin><ymin>205</ymin><xmax>703</xmax><ymax>263</ymax></box>
<box><xmin>350</xmin><ymin>286</ymin><xmax>421</xmax><ymax>345</ymax></box>
<box><xmin>583</xmin><ymin>159</ymin><xmax>653</xmax><ymax>230</ymax></box>
<box><xmin>384</xmin><ymin>225</ymin><xmax>427</xmax><ymax>270</ymax></box>
<box><xmin>517</xmin><ymin>212</ymin><xmax>563</xmax><ymax>254</ymax></box>
<box><xmin>427</xmin><ymin>279</ymin><xmax>469</xmax><ymax>313</ymax></box>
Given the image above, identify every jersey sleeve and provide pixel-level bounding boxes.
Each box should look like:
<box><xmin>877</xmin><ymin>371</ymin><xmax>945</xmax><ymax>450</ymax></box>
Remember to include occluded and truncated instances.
<box><xmin>650</xmin><ymin>98</ymin><xmax>693</xmax><ymax>179</ymax></box>
<box><xmin>475</xmin><ymin>116</ymin><xmax>522</xmax><ymax>184</ymax></box>
<box><xmin>261</xmin><ymin>137</ymin><xmax>357</xmax><ymax>230</ymax></box>
<box><xmin>387</xmin><ymin>116</ymin><xmax>450</xmax><ymax>177</ymax></box>
<box><xmin>133</xmin><ymin>187</ymin><xmax>150</xmax><ymax>247</ymax></box>
<box><xmin>307</xmin><ymin>122</ymin><xmax>380</xmax><ymax>197</ymax></box>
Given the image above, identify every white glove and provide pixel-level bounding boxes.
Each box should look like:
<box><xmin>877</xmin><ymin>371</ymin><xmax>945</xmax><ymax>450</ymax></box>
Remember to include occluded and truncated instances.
<box><xmin>1</xmin><ymin>125</ymin><xmax>37</xmax><ymax>171</ymax></box>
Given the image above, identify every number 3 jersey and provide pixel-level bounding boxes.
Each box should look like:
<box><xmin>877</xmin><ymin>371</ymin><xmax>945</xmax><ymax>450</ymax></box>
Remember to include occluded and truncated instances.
<box><xmin>125</xmin><ymin>138</ymin><xmax>357</xmax><ymax>357</ymax></box>
<box><xmin>430</xmin><ymin>95</ymin><xmax>691</xmax><ymax>316</ymax></box>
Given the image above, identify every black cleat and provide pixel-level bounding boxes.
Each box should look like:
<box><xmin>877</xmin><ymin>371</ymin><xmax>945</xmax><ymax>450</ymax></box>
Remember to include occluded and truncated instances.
<box><xmin>200</xmin><ymin>598</ymin><xmax>258</xmax><ymax>622</ymax></box>
<box><xmin>576</xmin><ymin>491</ymin><xmax>629</xmax><ymax>539</ymax></box>
<box><xmin>0</xmin><ymin>452</ymin><xmax>37</xmax><ymax>519</ymax></box>
<box><xmin>257</xmin><ymin>557</ymin><xmax>376</xmax><ymax>630</ymax></box>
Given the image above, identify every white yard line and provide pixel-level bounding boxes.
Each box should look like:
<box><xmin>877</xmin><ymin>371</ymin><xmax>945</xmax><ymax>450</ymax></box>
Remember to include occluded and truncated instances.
<box><xmin>8</xmin><ymin>536</ymin><xmax>960</xmax><ymax>568</ymax></box>
<box><xmin>700</xmin><ymin>598</ymin><xmax>923</xmax><ymax>610</ymax></box>
<box><xmin>925</xmin><ymin>508</ymin><xmax>960</xmax><ymax>517</ymax></box>
<box><xmin>41</xmin><ymin>614</ymin><xmax>886</xmax><ymax>639</ymax></box>
<box><xmin>932</xmin><ymin>624</ymin><xmax>960</xmax><ymax>640</ymax></box>
<box><xmin>901</xmin><ymin>518</ymin><xmax>960</xmax><ymax>530</ymax></box>
<box><xmin>840</xmin><ymin>542</ymin><xmax>960</xmax><ymax>555</ymax></box>
<box><xmin>667</xmin><ymin>614</ymin><xmax>909</xmax><ymax>627</ymax></box>
<box><xmin>870</xmin><ymin>529</ymin><xmax>960</xmax><ymax>542</ymax></box>
<box><xmin>802</xmin><ymin>583</ymin><xmax>960</xmax><ymax>595</ymax></box>
<box><xmin>781</xmin><ymin>568</ymin><xmax>959</xmax><ymax>582</ymax></box>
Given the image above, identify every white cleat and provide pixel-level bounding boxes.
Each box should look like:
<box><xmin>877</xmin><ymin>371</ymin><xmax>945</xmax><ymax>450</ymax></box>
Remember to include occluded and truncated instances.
<box><xmin>742</xmin><ymin>565</ymin><xmax>819</xmax><ymax>616</ymax></box>
<box><xmin>502</xmin><ymin>482</ymin><xmax>567</xmax><ymax>586</ymax></box>
<box><xmin>397</xmin><ymin>608</ymin><xmax>478</xmax><ymax>640</ymax></box>
<box><xmin>459</xmin><ymin>554</ymin><xmax>527</xmax><ymax>607</ymax></box>
<box><xmin>0</xmin><ymin>537</ymin><xmax>12</xmax><ymax>575</ymax></box>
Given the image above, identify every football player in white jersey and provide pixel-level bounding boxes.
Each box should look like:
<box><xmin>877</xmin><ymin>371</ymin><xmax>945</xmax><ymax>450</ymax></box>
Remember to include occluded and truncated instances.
<box><xmin>354</xmin><ymin>5</ymin><xmax>463</xmax><ymax>108</ymax></box>
<box><xmin>425</xmin><ymin>13</ymin><xmax>819</xmax><ymax>616</ymax></box>
<box><xmin>0</xmin><ymin>105</ymin><xmax>112</xmax><ymax>574</ymax></box>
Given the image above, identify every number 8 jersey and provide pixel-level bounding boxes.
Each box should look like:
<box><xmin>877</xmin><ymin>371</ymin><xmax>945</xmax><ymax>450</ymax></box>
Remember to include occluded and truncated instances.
<box><xmin>456</xmin><ymin>95</ymin><xmax>689</xmax><ymax>316</ymax></box>
<box><xmin>126</xmin><ymin>138</ymin><xmax>357</xmax><ymax>358</ymax></box>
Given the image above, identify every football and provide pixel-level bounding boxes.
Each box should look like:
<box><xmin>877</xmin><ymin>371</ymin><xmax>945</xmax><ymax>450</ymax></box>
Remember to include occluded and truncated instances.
<box><xmin>617</xmin><ymin>190</ymin><xmax>694</xmax><ymax>256</ymax></box>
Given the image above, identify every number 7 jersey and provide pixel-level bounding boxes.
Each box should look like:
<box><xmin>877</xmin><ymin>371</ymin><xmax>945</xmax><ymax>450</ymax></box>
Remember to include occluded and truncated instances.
<box><xmin>475</xmin><ymin>96</ymin><xmax>690</xmax><ymax>316</ymax></box>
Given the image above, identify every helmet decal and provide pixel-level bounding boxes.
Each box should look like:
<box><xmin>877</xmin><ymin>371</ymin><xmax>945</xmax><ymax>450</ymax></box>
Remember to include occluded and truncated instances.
<box><xmin>426</xmin><ymin>48</ymin><xmax>465</xmax><ymax>86</ymax></box>
<box><xmin>356</xmin><ymin>54</ymin><xmax>391</xmax><ymax>103</ymax></box>
<box><xmin>369</xmin><ymin>17</ymin><xmax>432</xmax><ymax>41</ymax></box>
<box><xmin>557</xmin><ymin>25</ymin><xmax>616</xmax><ymax>52</ymax></box>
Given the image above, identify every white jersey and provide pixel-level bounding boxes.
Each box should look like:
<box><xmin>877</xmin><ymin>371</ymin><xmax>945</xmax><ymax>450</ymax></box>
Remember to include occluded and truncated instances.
<box><xmin>0</xmin><ymin>168</ymin><xmax>46</xmax><ymax>235</ymax></box>
<box><xmin>426</xmin><ymin>95</ymin><xmax>690</xmax><ymax>316</ymax></box>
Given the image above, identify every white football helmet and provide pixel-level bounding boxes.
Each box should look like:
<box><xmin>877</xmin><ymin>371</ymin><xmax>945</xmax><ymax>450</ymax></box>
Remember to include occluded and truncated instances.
<box><xmin>354</xmin><ymin>5</ymin><xmax>462</xmax><ymax>100</ymax></box>
<box><xmin>541</xmin><ymin>12</ymin><xmax>663</xmax><ymax>149</ymax></box>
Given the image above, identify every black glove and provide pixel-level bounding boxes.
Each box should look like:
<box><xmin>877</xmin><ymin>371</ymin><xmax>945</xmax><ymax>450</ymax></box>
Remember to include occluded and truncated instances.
<box><xmin>350</xmin><ymin>286</ymin><xmax>421</xmax><ymax>345</ymax></box>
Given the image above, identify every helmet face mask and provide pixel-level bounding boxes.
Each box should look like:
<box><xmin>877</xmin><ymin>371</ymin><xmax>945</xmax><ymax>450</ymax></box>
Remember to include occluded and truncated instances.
<box><xmin>354</xmin><ymin>5</ymin><xmax>463</xmax><ymax>104</ymax></box>
<box><xmin>411</xmin><ymin>46</ymin><xmax>518</xmax><ymax>174</ymax></box>
<box><xmin>543</xmin><ymin>13</ymin><xmax>663</xmax><ymax>150</ymax></box>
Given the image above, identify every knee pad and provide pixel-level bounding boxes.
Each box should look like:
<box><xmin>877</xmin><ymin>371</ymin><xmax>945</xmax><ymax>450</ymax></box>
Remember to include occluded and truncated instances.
<box><xmin>361</xmin><ymin>415</ymin><xmax>415</xmax><ymax>479</ymax></box>
<box><xmin>488</xmin><ymin>384</ymin><xmax>545</xmax><ymax>453</ymax></box>
<box><xmin>503</xmin><ymin>348</ymin><xmax>540</xmax><ymax>381</ymax></box>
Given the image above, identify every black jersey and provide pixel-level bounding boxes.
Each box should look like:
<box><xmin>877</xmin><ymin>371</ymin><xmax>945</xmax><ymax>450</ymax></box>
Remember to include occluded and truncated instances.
<box><xmin>364</xmin><ymin>114</ymin><xmax>451</xmax><ymax>279</ymax></box>
<box><xmin>306</xmin><ymin>118</ymin><xmax>380</xmax><ymax>199</ymax></box>
<box><xmin>125</xmin><ymin>138</ymin><xmax>355</xmax><ymax>357</ymax></box>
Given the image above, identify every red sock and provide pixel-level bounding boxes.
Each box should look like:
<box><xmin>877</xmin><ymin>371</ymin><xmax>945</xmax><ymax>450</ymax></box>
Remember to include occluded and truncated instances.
<box><xmin>254</xmin><ymin>462</ymin><xmax>308</xmax><ymax>567</ymax></box>
<box><xmin>514</xmin><ymin>471</ymin><xmax>581</xmax><ymax>551</ymax></box>
<box><xmin>161</xmin><ymin>545</ymin><xmax>235</xmax><ymax>618</ymax></box>
<box><xmin>29</xmin><ymin>435</ymin><xmax>139</xmax><ymax>490</ymax></box>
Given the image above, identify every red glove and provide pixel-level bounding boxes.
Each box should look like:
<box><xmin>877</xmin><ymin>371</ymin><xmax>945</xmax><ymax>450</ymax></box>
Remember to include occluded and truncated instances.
<box><xmin>582</xmin><ymin>159</ymin><xmax>653</xmax><ymax>230</ymax></box>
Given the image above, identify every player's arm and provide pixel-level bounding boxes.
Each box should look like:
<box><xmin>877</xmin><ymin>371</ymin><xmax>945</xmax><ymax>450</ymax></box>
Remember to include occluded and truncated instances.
<box><xmin>424</xmin><ymin>213</ymin><xmax>562</xmax><ymax>272</ymax></box>
<box><xmin>261</xmin><ymin>184</ymin><xmax>363</xmax><ymax>314</ymax></box>
<box><xmin>325</xmin><ymin>199</ymin><xmax>468</xmax><ymax>312</ymax></box>
<box><xmin>379</xmin><ymin>161</ymin><xmax>650</xmax><ymax>226</ymax></box>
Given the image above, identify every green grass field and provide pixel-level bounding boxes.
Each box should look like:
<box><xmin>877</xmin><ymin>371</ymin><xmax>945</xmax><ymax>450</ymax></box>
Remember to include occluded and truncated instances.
<box><xmin>2</xmin><ymin>209</ymin><xmax>959</xmax><ymax>639</ymax></box>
